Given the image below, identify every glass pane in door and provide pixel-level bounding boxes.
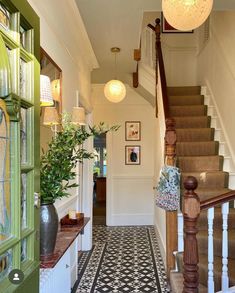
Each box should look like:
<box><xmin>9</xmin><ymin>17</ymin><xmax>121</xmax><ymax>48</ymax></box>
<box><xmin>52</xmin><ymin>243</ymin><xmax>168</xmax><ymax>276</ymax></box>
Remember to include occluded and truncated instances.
<box><xmin>0</xmin><ymin>101</ymin><xmax>11</xmax><ymax>243</ymax></box>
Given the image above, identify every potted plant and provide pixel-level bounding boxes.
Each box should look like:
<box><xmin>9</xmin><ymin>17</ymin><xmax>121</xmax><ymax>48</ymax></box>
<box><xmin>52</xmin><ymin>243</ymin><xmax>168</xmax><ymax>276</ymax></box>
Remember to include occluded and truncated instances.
<box><xmin>40</xmin><ymin>113</ymin><xmax>118</xmax><ymax>257</ymax></box>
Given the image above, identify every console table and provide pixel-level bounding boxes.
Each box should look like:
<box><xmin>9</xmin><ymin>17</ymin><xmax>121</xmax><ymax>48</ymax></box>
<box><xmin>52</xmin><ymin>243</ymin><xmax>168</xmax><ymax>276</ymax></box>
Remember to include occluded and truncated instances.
<box><xmin>40</xmin><ymin>218</ymin><xmax>90</xmax><ymax>293</ymax></box>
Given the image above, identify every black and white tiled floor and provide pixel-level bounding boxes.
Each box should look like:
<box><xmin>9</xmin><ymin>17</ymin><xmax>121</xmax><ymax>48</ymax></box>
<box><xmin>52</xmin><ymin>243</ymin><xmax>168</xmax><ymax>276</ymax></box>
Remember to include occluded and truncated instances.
<box><xmin>76</xmin><ymin>226</ymin><xmax>169</xmax><ymax>293</ymax></box>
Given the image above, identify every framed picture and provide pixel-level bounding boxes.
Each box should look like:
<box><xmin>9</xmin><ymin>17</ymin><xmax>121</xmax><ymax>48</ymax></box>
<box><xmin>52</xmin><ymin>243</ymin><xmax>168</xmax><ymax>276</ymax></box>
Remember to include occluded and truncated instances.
<box><xmin>125</xmin><ymin>121</ymin><xmax>141</xmax><ymax>141</ymax></box>
<box><xmin>125</xmin><ymin>145</ymin><xmax>141</xmax><ymax>165</ymax></box>
<box><xmin>161</xmin><ymin>13</ymin><xmax>193</xmax><ymax>33</ymax></box>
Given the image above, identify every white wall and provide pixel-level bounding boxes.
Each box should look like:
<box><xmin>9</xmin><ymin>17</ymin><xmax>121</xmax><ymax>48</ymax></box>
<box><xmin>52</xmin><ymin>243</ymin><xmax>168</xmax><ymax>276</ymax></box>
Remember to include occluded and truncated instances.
<box><xmin>141</xmin><ymin>11</ymin><xmax>198</xmax><ymax>90</ymax></box>
<box><xmin>93</xmin><ymin>84</ymin><xmax>155</xmax><ymax>226</ymax></box>
<box><xmin>28</xmin><ymin>0</ymin><xmax>97</xmax><ymax>220</ymax></box>
<box><xmin>197</xmin><ymin>11</ymin><xmax>235</xmax><ymax>167</ymax></box>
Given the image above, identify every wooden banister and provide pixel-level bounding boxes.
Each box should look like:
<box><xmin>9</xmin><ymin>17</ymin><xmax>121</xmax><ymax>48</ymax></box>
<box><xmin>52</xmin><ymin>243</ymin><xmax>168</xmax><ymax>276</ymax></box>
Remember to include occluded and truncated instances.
<box><xmin>200</xmin><ymin>190</ymin><xmax>235</xmax><ymax>210</ymax></box>
<box><xmin>149</xmin><ymin>18</ymin><xmax>177</xmax><ymax>275</ymax></box>
<box><xmin>183</xmin><ymin>175</ymin><xmax>235</xmax><ymax>292</ymax></box>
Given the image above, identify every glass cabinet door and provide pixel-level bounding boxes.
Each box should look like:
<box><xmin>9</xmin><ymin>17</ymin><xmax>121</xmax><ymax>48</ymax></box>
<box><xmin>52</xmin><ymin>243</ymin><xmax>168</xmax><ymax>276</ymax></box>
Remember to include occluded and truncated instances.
<box><xmin>0</xmin><ymin>0</ymin><xmax>40</xmax><ymax>292</ymax></box>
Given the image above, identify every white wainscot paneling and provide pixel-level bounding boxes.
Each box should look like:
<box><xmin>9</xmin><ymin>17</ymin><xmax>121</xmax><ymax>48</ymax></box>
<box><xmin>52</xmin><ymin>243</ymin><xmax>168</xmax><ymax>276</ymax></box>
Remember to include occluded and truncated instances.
<box><xmin>110</xmin><ymin>176</ymin><xmax>154</xmax><ymax>226</ymax></box>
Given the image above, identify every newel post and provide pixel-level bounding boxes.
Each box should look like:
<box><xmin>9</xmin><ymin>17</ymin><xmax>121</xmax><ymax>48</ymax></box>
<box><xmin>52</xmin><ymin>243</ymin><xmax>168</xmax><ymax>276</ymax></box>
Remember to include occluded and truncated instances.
<box><xmin>165</xmin><ymin>118</ymin><xmax>177</xmax><ymax>276</ymax></box>
<box><xmin>183</xmin><ymin>176</ymin><xmax>200</xmax><ymax>293</ymax></box>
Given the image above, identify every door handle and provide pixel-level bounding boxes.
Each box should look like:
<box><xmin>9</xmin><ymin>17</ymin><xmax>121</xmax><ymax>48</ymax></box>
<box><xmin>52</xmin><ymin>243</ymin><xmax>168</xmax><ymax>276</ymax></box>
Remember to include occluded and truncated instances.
<box><xmin>34</xmin><ymin>192</ymin><xmax>40</xmax><ymax>209</ymax></box>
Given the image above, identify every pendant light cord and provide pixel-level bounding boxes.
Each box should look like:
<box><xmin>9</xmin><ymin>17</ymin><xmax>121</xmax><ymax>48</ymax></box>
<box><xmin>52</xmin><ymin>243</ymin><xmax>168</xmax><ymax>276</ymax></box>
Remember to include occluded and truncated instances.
<box><xmin>114</xmin><ymin>52</ymin><xmax>117</xmax><ymax>80</ymax></box>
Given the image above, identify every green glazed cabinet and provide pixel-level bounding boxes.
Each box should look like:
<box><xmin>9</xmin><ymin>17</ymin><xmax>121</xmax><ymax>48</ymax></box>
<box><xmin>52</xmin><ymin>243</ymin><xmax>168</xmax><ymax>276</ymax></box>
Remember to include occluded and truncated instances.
<box><xmin>0</xmin><ymin>0</ymin><xmax>40</xmax><ymax>292</ymax></box>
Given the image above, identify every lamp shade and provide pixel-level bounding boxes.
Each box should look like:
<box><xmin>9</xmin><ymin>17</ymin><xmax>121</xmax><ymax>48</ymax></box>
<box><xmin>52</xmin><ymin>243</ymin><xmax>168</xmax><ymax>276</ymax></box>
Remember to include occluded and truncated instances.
<box><xmin>104</xmin><ymin>79</ymin><xmax>126</xmax><ymax>103</ymax></box>
<box><xmin>162</xmin><ymin>0</ymin><xmax>213</xmax><ymax>31</ymax></box>
<box><xmin>71</xmin><ymin>107</ymin><xmax>86</xmax><ymax>125</ymax></box>
<box><xmin>0</xmin><ymin>34</ymin><xmax>11</xmax><ymax>97</ymax></box>
<box><xmin>43</xmin><ymin>107</ymin><xmax>60</xmax><ymax>125</ymax></box>
<box><xmin>51</xmin><ymin>79</ymin><xmax>60</xmax><ymax>102</ymax></box>
<box><xmin>40</xmin><ymin>75</ymin><xmax>54</xmax><ymax>106</ymax></box>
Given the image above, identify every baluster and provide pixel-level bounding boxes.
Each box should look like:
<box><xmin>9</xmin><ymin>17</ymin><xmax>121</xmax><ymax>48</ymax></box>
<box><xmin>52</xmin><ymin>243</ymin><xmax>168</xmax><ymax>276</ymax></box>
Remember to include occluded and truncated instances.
<box><xmin>149</xmin><ymin>30</ymin><xmax>153</xmax><ymax>68</ymax></box>
<box><xmin>142</xmin><ymin>28</ymin><xmax>147</xmax><ymax>63</ymax></box>
<box><xmin>222</xmin><ymin>202</ymin><xmax>229</xmax><ymax>291</ymax></box>
<box><xmin>146</xmin><ymin>29</ymin><xmax>150</xmax><ymax>65</ymax></box>
<box><xmin>151</xmin><ymin>30</ymin><xmax>155</xmax><ymax>69</ymax></box>
<box><xmin>183</xmin><ymin>176</ymin><xmax>200</xmax><ymax>293</ymax></box>
<box><xmin>178</xmin><ymin>212</ymin><xmax>184</xmax><ymax>252</ymax></box>
<box><xmin>207</xmin><ymin>207</ymin><xmax>215</xmax><ymax>293</ymax></box>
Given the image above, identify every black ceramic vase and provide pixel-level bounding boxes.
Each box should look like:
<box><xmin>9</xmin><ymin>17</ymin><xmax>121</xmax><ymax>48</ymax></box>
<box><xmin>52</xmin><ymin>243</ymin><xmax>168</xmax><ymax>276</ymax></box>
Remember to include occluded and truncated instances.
<box><xmin>40</xmin><ymin>203</ymin><xmax>58</xmax><ymax>257</ymax></box>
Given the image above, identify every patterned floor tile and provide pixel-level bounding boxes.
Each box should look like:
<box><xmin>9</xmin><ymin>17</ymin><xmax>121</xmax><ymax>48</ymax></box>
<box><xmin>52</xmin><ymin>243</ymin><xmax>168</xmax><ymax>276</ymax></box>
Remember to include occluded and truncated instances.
<box><xmin>76</xmin><ymin>226</ymin><xmax>170</xmax><ymax>293</ymax></box>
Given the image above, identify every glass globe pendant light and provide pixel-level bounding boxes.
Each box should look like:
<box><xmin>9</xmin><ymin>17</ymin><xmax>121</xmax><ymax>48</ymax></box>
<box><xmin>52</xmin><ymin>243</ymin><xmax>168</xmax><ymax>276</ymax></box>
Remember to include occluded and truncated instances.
<box><xmin>104</xmin><ymin>47</ymin><xmax>126</xmax><ymax>103</ymax></box>
<box><xmin>162</xmin><ymin>0</ymin><xmax>213</xmax><ymax>31</ymax></box>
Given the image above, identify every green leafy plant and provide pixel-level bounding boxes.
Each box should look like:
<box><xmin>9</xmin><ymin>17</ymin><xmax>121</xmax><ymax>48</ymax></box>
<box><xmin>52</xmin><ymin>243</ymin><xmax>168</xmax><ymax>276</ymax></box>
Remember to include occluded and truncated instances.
<box><xmin>40</xmin><ymin>113</ymin><xmax>119</xmax><ymax>204</ymax></box>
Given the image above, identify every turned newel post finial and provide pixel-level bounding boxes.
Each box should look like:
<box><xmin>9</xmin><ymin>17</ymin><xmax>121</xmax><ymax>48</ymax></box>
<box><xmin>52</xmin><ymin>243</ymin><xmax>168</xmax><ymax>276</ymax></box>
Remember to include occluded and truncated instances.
<box><xmin>183</xmin><ymin>176</ymin><xmax>200</xmax><ymax>293</ymax></box>
<box><xmin>155</xmin><ymin>18</ymin><xmax>161</xmax><ymax>42</ymax></box>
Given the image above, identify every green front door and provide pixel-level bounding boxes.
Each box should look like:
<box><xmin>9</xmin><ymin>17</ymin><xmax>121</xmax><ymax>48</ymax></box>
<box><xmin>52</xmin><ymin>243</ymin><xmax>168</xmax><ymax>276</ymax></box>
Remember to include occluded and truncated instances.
<box><xmin>0</xmin><ymin>0</ymin><xmax>40</xmax><ymax>292</ymax></box>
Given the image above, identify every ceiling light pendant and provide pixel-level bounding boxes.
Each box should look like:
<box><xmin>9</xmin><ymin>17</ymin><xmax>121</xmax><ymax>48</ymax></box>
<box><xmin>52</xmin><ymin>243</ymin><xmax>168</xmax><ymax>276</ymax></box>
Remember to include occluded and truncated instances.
<box><xmin>162</xmin><ymin>0</ymin><xmax>213</xmax><ymax>31</ymax></box>
<box><xmin>104</xmin><ymin>47</ymin><xmax>126</xmax><ymax>103</ymax></box>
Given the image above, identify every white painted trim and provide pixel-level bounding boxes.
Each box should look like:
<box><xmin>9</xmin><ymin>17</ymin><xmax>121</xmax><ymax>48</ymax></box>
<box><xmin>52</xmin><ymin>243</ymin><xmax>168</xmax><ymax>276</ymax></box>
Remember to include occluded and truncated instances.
<box><xmin>106</xmin><ymin>131</ymin><xmax>113</xmax><ymax>226</ymax></box>
<box><xmin>154</xmin><ymin>226</ymin><xmax>166</xmax><ymax>269</ymax></box>
<box><xmin>202</xmin><ymin>81</ymin><xmax>235</xmax><ymax>169</ymax></box>
<box><xmin>81</xmin><ymin>113</ymin><xmax>94</xmax><ymax>251</ymax></box>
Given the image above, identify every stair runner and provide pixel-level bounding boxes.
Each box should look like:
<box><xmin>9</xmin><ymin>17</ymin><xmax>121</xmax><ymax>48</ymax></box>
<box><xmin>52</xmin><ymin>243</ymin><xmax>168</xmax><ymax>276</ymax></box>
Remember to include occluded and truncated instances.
<box><xmin>168</xmin><ymin>86</ymin><xmax>235</xmax><ymax>292</ymax></box>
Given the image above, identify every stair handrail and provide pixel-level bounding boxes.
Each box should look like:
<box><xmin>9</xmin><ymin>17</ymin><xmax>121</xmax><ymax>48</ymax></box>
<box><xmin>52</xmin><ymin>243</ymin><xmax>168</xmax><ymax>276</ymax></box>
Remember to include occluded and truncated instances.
<box><xmin>148</xmin><ymin>18</ymin><xmax>177</xmax><ymax>275</ymax></box>
<box><xmin>200</xmin><ymin>190</ymin><xmax>235</xmax><ymax>210</ymax></box>
<box><xmin>148</xmin><ymin>19</ymin><xmax>170</xmax><ymax>119</ymax></box>
<box><xmin>183</xmin><ymin>176</ymin><xmax>235</xmax><ymax>292</ymax></box>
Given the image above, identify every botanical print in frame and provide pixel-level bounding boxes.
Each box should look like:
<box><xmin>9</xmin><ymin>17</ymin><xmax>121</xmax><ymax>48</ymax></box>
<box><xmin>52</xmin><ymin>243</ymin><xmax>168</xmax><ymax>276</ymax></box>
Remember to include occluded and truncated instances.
<box><xmin>125</xmin><ymin>145</ymin><xmax>141</xmax><ymax>165</ymax></box>
<box><xmin>125</xmin><ymin>121</ymin><xmax>141</xmax><ymax>141</ymax></box>
<box><xmin>161</xmin><ymin>13</ymin><xmax>193</xmax><ymax>33</ymax></box>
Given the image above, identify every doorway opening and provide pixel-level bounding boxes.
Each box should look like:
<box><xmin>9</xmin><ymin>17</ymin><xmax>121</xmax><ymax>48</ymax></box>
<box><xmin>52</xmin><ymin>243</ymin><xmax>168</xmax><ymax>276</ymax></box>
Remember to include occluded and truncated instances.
<box><xmin>93</xmin><ymin>133</ymin><xmax>106</xmax><ymax>225</ymax></box>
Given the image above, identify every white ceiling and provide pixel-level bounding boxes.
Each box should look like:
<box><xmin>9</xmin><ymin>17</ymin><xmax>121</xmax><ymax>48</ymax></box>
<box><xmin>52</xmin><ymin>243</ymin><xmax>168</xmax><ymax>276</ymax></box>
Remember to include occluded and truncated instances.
<box><xmin>75</xmin><ymin>0</ymin><xmax>235</xmax><ymax>84</ymax></box>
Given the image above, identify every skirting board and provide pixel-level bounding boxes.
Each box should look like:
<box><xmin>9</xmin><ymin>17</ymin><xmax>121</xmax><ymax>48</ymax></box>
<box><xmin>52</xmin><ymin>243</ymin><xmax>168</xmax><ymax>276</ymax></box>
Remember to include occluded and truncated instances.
<box><xmin>154</xmin><ymin>226</ymin><xmax>166</xmax><ymax>269</ymax></box>
<box><xmin>109</xmin><ymin>213</ymin><xmax>154</xmax><ymax>226</ymax></box>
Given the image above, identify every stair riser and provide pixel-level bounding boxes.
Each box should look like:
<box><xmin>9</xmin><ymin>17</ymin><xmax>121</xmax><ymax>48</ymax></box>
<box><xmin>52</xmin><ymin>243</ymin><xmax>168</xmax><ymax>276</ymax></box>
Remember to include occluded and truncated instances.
<box><xmin>168</xmin><ymin>86</ymin><xmax>201</xmax><ymax>96</ymax></box>
<box><xmin>198</xmin><ymin>235</ymin><xmax>235</xmax><ymax>259</ymax></box>
<box><xmin>174</xmin><ymin>117</ymin><xmax>211</xmax><ymax>128</ymax></box>
<box><xmin>178</xmin><ymin>156</ymin><xmax>223</xmax><ymax>172</ymax></box>
<box><xmin>176</xmin><ymin>129</ymin><xmax>214</xmax><ymax>142</ymax></box>
<box><xmin>169</xmin><ymin>95</ymin><xmax>204</xmax><ymax>106</ymax></box>
<box><xmin>177</xmin><ymin>142</ymin><xmax>219</xmax><ymax>156</ymax></box>
<box><xmin>181</xmin><ymin>172</ymin><xmax>229</xmax><ymax>189</ymax></box>
<box><xmin>199</xmin><ymin>262</ymin><xmax>235</xmax><ymax>291</ymax></box>
<box><xmin>170</xmin><ymin>105</ymin><xmax>207</xmax><ymax>117</ymax></box>
<box><xmin>198</xmin><ymin>212</ymin><xmax>235</xmax><ymax>231</ymax></box>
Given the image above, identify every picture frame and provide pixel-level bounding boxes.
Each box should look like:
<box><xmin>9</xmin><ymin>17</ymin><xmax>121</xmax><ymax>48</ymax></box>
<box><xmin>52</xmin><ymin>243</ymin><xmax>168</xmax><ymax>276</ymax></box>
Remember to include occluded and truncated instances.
<box><xmin>125</xmin><ymin>145</ymin><xmax>141</xmax><ymax>165</ymax></box>
<box><xmin>125</xmin><ymin>121</ymin><xmax>141</xmax><ymax>141</ymax></box>
<box><xmin>161</xmin><ymin>13</ymin><xmax>193</xmax><ymax>33</ymax></box>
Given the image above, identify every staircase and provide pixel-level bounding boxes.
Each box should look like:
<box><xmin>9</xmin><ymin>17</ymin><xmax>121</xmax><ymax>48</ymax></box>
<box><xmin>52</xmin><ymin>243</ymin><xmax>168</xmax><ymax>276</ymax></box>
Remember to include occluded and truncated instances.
<box><xmin>168</xmin><ymin>86</ymin><xmax>235</xmax><ymax>292</ymax></box>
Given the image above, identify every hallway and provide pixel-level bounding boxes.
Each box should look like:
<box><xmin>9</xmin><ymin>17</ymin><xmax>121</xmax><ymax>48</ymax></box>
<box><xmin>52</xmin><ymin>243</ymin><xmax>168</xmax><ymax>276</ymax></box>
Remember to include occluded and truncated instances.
<box><xmin>76</xmin><ymin>226</ymin><xmax>169</xmax><ymax>293</ymax></box>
